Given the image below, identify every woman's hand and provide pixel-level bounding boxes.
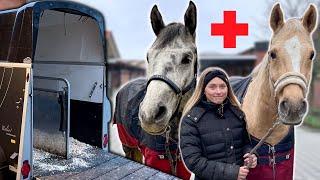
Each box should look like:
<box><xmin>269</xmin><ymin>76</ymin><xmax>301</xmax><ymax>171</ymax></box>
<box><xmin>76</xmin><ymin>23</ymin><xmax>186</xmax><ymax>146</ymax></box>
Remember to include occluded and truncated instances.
<box><xmin>243</xmin><ymin>153</ymin><xmax>257</xmax><ymax>168</ymax></box>
<box><xmin>237</xmin><ymin>166</ymin><xmax>249</xmax><ymax>180</ymax></box>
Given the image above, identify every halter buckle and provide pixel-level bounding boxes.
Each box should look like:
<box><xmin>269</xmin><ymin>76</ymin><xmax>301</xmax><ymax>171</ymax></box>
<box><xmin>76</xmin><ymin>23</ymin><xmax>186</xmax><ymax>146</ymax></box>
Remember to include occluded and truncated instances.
<box><xmin>286</xmin><ymin>154</ymin><xmax>290</xmax><ymax>159</ymax></box>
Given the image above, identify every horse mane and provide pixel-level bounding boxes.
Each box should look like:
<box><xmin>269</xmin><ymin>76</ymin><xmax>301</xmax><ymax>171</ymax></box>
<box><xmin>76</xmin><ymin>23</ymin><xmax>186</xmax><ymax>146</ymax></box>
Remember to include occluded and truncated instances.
<box><xmin>153</xmin><ymin>23</ymin><xmax>189</xmax><ymax>49</ymax></box>
<box><xmin>251</xmin><ymin>54</ymin><xmax>269</xmax><ymax>78</ymax></box>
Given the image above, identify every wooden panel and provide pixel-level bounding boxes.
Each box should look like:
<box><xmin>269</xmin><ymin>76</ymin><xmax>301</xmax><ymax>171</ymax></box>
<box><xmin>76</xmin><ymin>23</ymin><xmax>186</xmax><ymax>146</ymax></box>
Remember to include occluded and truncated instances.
<box><xmin>93</xmin><ymin>161</ymin><xmax>143</xmax><ymax>179</ymax></box>
<box><xmin>36</xmin><ymin>153</ymin><xmax>179</xmax><ymax>180</ymax></box>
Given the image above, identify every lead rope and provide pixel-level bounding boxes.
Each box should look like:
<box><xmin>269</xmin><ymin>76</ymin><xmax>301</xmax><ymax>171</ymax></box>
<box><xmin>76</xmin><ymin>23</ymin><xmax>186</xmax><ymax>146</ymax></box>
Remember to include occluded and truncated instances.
<box><xmin>164</xmin><ymin>126</ymin><xmax>178</xmax><ymax>176</ymax></box>
<box><xmin>160</xmin><ymin>79</ymin><xmax>196</xmax><ymax>177</ymax></box>
<box><xmin>166</xmin><ymin>94</ymin><xmax>182</xmax><ymax>176</ymax></box>
<box><xmin>245</xmin><ymin>119</ymin><xmax>282</xmax><ymax>180</ymax></box>
<box><xmin>269</xmin><ymin>145</ymin><xmax>276</xmax><ymax>180</ymax></box>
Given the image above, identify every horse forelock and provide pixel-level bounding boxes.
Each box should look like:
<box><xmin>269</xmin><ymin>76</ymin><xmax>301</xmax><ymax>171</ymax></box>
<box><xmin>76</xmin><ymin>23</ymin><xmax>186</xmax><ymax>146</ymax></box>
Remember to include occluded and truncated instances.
<box><xmin>280</xmin><ymin>19</ymin><xmax>306</xmax><ymax>34</ymax></box>
<box><xmin>152</xmin><ymin>23</ymin><xmax>193</xmax><ymax>49</ymax></box>
<box><xmin>273</xmin><ymin>19</ymin><xmax>311</xmax><ymax>43</ymax></box>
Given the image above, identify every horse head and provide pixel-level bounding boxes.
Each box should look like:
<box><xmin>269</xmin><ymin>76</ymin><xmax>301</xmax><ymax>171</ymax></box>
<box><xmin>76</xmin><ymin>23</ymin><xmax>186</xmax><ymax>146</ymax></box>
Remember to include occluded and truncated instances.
<box><xmin>139</xmin><ymin>1</ymin><xmax>198</xmax><ymax>135</ymax></box>
<box><xmin>268</xmin><ymin>3</ymin><xmax>318</xmax><ymax>125</ymax></box>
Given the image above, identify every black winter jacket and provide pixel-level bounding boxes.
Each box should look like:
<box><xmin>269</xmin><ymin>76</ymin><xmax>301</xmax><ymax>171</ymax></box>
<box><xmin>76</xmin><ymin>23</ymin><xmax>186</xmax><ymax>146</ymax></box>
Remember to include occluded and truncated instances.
<box><xmin>179</xmin><ymin>98</ymin><xmax>254</xmax><ymax>180</ymax></box>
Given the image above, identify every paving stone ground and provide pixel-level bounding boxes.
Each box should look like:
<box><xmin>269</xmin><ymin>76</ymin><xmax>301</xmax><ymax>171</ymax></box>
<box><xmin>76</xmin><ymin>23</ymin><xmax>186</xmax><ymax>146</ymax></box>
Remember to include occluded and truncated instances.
<box><xmin>294</xmin><ymin>125</ymin><xmax>320</xmax><ymax>180</ymax></box>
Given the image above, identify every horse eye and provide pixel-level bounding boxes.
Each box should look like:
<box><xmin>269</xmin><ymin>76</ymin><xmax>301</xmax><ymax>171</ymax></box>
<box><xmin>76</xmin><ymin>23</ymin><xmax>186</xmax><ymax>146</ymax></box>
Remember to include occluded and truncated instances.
<box><xmin>146</xmin><ymin>55</ymin><xmax>149</xmax><ymax>63</ymax></box>
<box><xmin>269</xmin><ymin>51</ymin><xmax>277</xmax><ymax>60</ymax></box>
<box><xmin>181</xmin><ymin>56</ymin><xmax>191</xmax><ymax>64</ymax></box>
<box><xmin>309</xmin><ymin>51</ymin><xmax>315</xmax><ymax>60</ymax></box>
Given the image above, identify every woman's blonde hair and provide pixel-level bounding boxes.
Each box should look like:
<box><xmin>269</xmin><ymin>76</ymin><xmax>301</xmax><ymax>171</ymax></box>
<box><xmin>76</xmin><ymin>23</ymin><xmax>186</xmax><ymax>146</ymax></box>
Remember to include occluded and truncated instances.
<box><xmin>182</xmin><ymin>67</ymin><xmax>241</xmax><ymax>117</ymax></box>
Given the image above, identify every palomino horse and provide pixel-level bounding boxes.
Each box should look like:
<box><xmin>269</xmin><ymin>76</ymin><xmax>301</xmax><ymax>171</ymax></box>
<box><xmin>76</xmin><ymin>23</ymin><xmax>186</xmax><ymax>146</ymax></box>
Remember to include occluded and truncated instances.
<box><xmin>231</xmin><ymin>3</ymin><xmax>318</xmax><ymax>180</ymax></box>
<box><xmin>113</xmin><ymin>2</ymin><xmax>197</xmax><ymax>179</ymax></box>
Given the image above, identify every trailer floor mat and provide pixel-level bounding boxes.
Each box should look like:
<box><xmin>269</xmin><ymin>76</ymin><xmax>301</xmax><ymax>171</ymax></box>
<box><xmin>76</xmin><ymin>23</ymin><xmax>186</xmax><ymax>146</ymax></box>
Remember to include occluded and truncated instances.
<box><xmin>33</xmin><ymin>137</ymin><xmax>115</xmax><ymax>177</ymax></box>
<box><xmin>33</xmin><ymin>138</ymin><xmax>179</xmax><ymax>179</ymax></box>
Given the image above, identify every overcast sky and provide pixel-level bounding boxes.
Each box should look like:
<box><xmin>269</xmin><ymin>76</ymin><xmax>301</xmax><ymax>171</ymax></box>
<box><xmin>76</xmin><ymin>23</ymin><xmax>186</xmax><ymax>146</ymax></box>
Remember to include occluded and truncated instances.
<box><xmin>69</xmin><ymin>0</ymin><xmax>305</xmax><ymax>60</ymax></box>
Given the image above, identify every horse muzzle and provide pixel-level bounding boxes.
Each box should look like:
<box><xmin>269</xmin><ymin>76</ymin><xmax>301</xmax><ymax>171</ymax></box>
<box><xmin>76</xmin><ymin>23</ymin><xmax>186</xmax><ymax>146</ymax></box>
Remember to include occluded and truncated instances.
<box><xmin>274</xmin><ymin>71</ymin><xmax>309</xmax><ymax>125</ymax></box>
<box><xmin>278</xmin><ymin>98</ymin><xmax>308</xmax><ymax>125</ymax></box>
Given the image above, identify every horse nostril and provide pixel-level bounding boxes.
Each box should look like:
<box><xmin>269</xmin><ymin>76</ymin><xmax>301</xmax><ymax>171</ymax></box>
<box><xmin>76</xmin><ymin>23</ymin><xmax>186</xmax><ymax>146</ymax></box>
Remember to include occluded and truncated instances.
<box><xmin>299</xmin><ymin>100</ymin><xmax>307</xmax><ymax>114</ymax></box>
<box><xmin>280</xmin><ymin>100</ymin><xmax>289</xmax><ymax>115</ymax></box>
<box><xmin>139</xmin><ymin>111</ymin><xmax>146</xmax><ymax>121</ymax></box>
<box><xmin>154</xmin><ymin>106</ymin><xmax>167</xmax><ymax>120</ymax></box>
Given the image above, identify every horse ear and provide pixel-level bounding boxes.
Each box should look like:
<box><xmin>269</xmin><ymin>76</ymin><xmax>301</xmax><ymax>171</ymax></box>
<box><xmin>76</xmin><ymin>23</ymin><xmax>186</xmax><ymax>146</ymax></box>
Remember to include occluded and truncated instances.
<box><xmin>184</xmin><ymin>1</ymin><xmax>197</xmax><ymax>36</ymax></box>
<box><xmin>302</xmin><ymin>4</ymin><xmax>318</xmax><ymax>33</ymax></box>
<box><xmin>150</xmin><ymin>5</ymin><xmax>165</xmax><ymax>36</ymax></box>
<box><xmin>270</xmin><ymin>3</ymin><xmax>284</xmax><ymax>33</ymax></box>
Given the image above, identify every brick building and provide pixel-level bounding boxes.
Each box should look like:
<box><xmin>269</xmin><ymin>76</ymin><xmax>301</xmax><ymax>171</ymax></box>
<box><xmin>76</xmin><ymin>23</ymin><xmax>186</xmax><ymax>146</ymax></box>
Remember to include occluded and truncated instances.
<box><xmin>105</xmin><ymin>31</ymin><xmax>145</xmax><ymax>96</ymax></box>
<box><xmin>199</xmin><ymin>53</ymin><xmax>256</xmax><ymax>76</ymax></box>
<box><xmin>107</xmin><ymin>59</ymin><xmax>145</xmax><ymax>97</ymax></box>
<box><xmin>198</xmin><ymin>42</ymin><xmax>269</xmax><ymax>77</ymax></box>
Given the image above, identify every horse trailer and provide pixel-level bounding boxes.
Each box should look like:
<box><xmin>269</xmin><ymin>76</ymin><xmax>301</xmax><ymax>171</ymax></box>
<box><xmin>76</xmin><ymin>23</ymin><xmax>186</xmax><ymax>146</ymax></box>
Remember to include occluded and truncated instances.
<box><xmin>0</xmin><ymin>1</ymin><xmax>111</xmax><ymax>179</ymax></box>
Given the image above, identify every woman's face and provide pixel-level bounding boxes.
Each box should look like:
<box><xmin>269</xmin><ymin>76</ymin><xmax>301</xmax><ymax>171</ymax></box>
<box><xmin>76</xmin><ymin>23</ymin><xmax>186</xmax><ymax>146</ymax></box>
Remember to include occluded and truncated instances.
<box><xmin>204</xmin><ymin>77</ymin><xmax>228</xmax><ymax>104</ymax></box>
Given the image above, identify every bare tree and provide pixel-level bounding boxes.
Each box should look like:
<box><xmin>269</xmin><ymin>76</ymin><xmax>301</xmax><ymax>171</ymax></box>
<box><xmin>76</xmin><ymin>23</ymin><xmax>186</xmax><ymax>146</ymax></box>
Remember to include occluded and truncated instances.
<box><xmin>253</xmin><ymin>0</ymin><xmax>315</xmax><ymax>40</ymax></box>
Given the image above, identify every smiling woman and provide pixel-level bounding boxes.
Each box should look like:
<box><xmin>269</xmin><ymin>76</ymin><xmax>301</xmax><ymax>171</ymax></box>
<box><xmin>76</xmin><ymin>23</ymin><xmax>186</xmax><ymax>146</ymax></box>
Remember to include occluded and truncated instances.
<box><xmin>179</xmin><ymin>67</ymin><xmax>258</xmax><ymax>180</ymax></box>
<box><xmin>203</xmin><ymin>73</ymin><xmax>228</xmax><ymax>105</ymax></box>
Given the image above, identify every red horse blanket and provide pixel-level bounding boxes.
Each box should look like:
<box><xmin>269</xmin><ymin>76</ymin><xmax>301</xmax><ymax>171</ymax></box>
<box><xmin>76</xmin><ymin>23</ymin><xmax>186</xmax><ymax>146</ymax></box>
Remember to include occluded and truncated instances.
<box><xmin>230</xmin><ymin>76</ymin><xmax>295</xmax><ymax>180</ymax></box>
<box><xmin>247</xmin><ymin>127</ymin><xmax>295</xmax><ymax>180</ymax></box>
<box><xmin>113</xmin><ymin>79</ymin><xmax>191</xmax><ymax>180</ymax></box>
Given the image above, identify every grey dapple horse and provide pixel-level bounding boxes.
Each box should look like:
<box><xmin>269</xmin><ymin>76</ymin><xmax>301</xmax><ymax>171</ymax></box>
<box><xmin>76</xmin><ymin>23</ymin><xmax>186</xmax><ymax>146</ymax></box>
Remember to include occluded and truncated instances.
<box><xmin>113</xmin><ymin>2</ymin><xmax>197</xmax><ymax>179</ymax></box>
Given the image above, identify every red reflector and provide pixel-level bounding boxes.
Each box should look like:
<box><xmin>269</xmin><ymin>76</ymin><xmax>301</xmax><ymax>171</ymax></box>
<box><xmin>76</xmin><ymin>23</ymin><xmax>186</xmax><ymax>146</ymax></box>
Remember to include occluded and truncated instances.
<box><xmin>21</xmin><ymin>160</ymin><xmax>30</xmax><ymax>179</ymax></box>
<box><xmin>103</xmin><ymin>134</ymin><xmax>108</xmax><ymax>148</ymax></box>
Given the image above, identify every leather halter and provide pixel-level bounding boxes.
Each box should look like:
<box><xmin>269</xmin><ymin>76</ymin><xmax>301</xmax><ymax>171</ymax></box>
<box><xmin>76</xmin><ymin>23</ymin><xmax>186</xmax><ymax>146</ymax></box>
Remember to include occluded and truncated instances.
<box><xmin>146</xmin><ymin>74</ymin><xmax>196</xmax><ymax>96</ymax></box>
<box><xmin>146</xmin><ymin>59</ymin><xmax>198</xmax><ymax>97</ymax></box>
<box><xmin>273</xmin><ymin>71</ymin><xmax>308</xmax><ymax>97</ymax></box>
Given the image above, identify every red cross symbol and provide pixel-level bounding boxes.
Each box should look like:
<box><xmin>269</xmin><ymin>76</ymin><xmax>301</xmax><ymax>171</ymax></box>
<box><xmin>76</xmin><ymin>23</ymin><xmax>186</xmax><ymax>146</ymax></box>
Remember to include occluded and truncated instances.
<box><xmin>211</xmin><ymin>11</ymin><xmax>248</xmax><ymax>48</ymax></box>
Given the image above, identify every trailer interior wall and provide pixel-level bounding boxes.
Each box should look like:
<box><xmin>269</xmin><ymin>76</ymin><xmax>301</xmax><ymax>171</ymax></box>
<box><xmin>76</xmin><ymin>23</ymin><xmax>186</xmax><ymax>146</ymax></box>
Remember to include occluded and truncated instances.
<box><xmin>33</xmin><ymin>10</ymin><xmax>105</xmax><ymax>148</ymax></box>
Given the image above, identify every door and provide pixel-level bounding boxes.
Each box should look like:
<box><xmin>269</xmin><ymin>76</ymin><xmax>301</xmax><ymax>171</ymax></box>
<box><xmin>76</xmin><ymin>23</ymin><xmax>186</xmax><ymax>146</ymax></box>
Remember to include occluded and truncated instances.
<box><xmin>0</xmin><ymin>62</ymin><xmax>32</xmax><ymax>180</ymax></box>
